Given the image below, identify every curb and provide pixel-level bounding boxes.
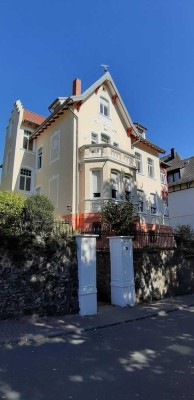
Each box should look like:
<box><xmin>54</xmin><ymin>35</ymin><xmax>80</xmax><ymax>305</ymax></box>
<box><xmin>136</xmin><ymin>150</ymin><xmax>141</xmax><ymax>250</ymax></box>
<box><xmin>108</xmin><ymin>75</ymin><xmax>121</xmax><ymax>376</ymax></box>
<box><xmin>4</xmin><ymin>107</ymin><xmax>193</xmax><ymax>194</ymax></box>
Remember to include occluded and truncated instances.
<box><xmin>0</xmin><ymin>302</ymin><xmax>194</xmax><ymax>347</ymax></box>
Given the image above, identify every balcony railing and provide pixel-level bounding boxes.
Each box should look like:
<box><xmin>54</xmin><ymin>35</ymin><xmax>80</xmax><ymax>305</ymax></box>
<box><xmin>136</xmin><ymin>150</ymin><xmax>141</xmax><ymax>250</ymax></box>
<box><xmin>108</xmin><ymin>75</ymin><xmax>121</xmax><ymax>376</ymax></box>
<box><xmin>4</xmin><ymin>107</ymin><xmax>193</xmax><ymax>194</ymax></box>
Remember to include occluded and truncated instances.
<box><xmin>83</xmin><ymin>198</ymin><xmax>171</xmax><ymax>226</ymax></box>
<box><xmin>79</xmin><ymin>144</ymin><xmax>136</xmax><ymax>168</ymax></box>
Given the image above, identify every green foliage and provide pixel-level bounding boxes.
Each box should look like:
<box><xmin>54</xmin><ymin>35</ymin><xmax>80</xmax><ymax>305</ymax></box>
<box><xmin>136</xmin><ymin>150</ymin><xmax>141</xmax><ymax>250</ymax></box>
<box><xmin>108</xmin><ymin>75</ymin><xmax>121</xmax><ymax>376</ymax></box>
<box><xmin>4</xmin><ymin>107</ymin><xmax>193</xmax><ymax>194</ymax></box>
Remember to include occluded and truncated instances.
<box><xmin>174</xmin><ymin>224</ymin><xmax>194</xmax><ymax>240</ymax></box>
<box><xmin>23</xmin><ymin>195</ymin><xmax>54</xmax><ymax>233</ymax></box>
<box><xmin>101</xmin><ymin>200</ymin><xmax>134</xmax><ymax>235</ymax></box>
<box><xmin>0</xmin><ymin>191</ymin><xmax>25</xmax><ymax>226</ymax></box>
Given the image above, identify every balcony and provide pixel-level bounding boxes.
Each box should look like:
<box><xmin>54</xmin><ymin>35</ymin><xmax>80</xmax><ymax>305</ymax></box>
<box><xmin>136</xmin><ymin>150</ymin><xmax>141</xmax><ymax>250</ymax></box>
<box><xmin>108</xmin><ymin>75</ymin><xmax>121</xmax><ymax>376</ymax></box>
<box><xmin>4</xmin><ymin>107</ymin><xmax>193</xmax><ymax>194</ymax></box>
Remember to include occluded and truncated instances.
<box><xmin>79</xmin><ymin>144</ymin><xmax>136</xmax><ymax>169</ymax></box>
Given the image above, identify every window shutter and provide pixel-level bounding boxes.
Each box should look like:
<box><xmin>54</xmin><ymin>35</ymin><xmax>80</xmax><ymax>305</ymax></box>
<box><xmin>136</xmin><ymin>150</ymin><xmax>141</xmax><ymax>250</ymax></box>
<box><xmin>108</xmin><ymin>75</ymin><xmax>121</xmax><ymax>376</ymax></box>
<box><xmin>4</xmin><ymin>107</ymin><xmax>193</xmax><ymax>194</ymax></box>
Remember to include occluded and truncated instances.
<box><xmin>92</xmin><ymin>170</ymin><xmax>101</xmax><ymax>197</ymax></box>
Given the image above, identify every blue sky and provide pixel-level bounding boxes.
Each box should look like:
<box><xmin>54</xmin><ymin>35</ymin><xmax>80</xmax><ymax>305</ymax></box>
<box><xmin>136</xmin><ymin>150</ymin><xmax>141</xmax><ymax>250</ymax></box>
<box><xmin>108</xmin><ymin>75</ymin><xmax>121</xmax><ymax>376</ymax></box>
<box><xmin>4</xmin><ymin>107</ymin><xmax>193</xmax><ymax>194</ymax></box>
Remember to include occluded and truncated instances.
<box><xmin>1</xmin><ymin>0</ymin><xmax>194</xmax><ymax>162</ymax></box>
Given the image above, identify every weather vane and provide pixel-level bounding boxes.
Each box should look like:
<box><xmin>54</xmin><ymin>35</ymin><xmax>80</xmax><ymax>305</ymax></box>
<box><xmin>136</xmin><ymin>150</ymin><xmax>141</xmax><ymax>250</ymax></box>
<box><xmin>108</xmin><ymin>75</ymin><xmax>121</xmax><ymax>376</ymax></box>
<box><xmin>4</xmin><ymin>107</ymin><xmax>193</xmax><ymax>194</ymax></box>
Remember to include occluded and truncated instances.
<box><xmin>101</xmin><ymin>64</ymin><xmax>109</xmax><ymax>73</ymax></box>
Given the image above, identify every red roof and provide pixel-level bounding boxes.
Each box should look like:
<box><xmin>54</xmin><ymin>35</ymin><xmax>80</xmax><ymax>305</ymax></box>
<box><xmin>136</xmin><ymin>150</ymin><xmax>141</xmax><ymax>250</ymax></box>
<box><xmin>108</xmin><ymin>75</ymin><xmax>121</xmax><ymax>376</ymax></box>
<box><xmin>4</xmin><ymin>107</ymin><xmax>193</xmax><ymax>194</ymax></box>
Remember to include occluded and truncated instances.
<box><xmin>23</xmin><ymin>109</ymin><xmax>46</xmax><ymax>126</ymax></box>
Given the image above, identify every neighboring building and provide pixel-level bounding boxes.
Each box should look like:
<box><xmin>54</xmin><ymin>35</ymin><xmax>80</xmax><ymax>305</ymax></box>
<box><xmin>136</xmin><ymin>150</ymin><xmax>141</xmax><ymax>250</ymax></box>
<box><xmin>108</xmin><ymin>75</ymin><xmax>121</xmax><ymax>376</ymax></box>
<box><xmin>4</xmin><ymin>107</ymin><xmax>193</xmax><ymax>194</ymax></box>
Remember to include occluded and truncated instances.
<box><xmin>1</xmin><ymin>100</ymin><xmax>46</xmax><ymax>193</ymax></box>
<box><xmin>161</xmin><ymin>148</ymin><xmax>194</xmax><ymax>228</ymax></box>
<box><xmin>1</xmin><ymin>72</ymin><xmax>170</xmax><ymax>231</ymax></box>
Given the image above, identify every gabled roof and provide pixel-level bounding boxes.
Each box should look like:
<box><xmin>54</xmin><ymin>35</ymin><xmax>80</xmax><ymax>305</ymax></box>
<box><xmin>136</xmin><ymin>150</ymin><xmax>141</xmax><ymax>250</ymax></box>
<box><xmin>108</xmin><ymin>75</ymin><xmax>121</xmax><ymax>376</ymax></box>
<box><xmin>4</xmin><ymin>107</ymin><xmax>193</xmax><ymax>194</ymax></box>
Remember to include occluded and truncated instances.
<box><xmin>163</xmin><ymin>151</ymin><xmax>194</xmax><ymax>186</ymax></box>
<box><xmin>31</xmin><ymin>72</ymin><xmax>165</xmax><ymax>153</ymax></box>
<box><xmin>23</xmin><ymin>109</ymin><xmax>46</xmax><ymax>126</ymax></box>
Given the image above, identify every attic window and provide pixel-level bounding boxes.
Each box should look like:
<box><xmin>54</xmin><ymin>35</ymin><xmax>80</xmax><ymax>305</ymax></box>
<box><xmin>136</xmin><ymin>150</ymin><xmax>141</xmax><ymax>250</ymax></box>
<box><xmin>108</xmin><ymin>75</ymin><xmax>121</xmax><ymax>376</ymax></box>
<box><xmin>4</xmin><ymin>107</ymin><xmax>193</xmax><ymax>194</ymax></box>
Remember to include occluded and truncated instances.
<box><xmin>103</xmin><ymin>86</ymin><xmax>106</xmax><ymax>92</ymax></box>
<box><xmin>100</xmin><ymin>97</ymin><xmax>109</xmax><ymax>117</ymax></box>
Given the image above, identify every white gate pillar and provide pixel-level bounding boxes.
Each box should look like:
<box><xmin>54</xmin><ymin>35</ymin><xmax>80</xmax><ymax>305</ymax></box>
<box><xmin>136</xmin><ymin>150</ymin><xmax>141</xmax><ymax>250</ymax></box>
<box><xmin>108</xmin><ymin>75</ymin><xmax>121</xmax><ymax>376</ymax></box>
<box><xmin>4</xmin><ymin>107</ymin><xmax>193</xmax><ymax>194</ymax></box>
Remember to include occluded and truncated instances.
<box><xmin>76</xmin><ymin>235</ymin><xmax>97</xmax><ymax>316</ymax></box>
<box><xmin>109</xmin><ymin>236</ymin><xmax>135</xmax><ymax>307</ymax></box>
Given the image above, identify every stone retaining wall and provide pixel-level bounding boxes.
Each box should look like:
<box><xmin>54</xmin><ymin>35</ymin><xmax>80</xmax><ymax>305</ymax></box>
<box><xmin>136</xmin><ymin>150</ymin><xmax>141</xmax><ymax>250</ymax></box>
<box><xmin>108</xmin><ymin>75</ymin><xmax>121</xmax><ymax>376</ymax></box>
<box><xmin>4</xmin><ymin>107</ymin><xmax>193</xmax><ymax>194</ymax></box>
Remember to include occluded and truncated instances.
<box><xmin>96</xmin><ymin>248</ymin><xmax>194</xmax><ymax>303</ymax></box>
<box><xmin>0</xmin><ymin>236</ymin><xmax>79</xmax><ymax>319</ymax></box>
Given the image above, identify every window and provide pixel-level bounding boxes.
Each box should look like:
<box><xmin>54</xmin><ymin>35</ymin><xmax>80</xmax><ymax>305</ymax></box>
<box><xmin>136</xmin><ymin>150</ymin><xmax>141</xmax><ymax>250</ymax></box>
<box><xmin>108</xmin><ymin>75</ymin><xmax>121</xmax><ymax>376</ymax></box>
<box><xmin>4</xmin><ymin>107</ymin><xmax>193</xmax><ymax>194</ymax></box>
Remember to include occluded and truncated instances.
<box><xmin>111</xmin><ymin>171</ymin><xmax>119</xmax><ymax>199</ymax></box>
<box><xmin>101</xmin><ymin>133</ymin><xmax>110</xmax><ymax>144</ymax></box>
<box><xmin>92</xmin><ymin>170</ymin><xmax>101</xmax><ymax>198</ymax></box>
<box><xmin>124</xmin><ymin>174</ymin><xmax>131</xmax><ymax>200</ymax></box>
<box><xmin>37</xmin><ymin>147</ymin><xmax>43</xmax><ymax>169</ymax></box>
<box><xmin>113</xmin><ymin>142</ymin><xmax>119</xmax><ymax>148</ymax></box>
<box><xmin>167</xmin><ymin>171</ymin><xmax>180</xmax><ymax>183</ymax></box>
<box><xmin>19</xmin><ymin>168</ymin><xmax>32</xmax><ymax>192</ymax></box>
<box><xmin>150</xmin><ymin>193</ymin><xmax>157</xmax><ymax>214</ymax></box>
<box><xmin>135</xmin><ymin>152</ymin><xmax>142</xmax><ymax>174</ymax></box>
<box><xmin>23</xmin><ymin>130</ymin><xmax>33</xmax><ymax>151</ymax></box>
<box><xmin>100</xmin><ymin>97</ymin><xmax>109</xmax><ymax>117</ymax></box>
<box><xmin>148</xmin><ymin>158</ymin><xmax>154</xmax><ymax>178</ymax></box>
<box><xmin>91</xmin><ymin>132</ymin><xmax>98</xmax><ymax>144</ymax></box>
<box><xmin>160</xmin><ymin>169</ymin><xmax>166</xmax><ymax>184</ymax></box>
<box><xmin>50</xmin><ymin>131</ymin><xmax>60</xmax><ymax>163</ymax></box>
<box><xmin>137</xmin><ymin>190</ymin><xmax>144</xmax><ymax>213</ymax></box>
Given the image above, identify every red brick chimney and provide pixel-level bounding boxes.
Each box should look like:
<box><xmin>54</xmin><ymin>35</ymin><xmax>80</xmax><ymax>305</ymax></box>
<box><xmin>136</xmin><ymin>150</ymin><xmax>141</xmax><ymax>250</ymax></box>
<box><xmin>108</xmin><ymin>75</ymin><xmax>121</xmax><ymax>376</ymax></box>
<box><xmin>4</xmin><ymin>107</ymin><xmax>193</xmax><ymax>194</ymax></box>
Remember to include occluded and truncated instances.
<box><xmin>72</xmin><ymin>78</ymin><xmax>81</xmax><ymax>96</ymax></box>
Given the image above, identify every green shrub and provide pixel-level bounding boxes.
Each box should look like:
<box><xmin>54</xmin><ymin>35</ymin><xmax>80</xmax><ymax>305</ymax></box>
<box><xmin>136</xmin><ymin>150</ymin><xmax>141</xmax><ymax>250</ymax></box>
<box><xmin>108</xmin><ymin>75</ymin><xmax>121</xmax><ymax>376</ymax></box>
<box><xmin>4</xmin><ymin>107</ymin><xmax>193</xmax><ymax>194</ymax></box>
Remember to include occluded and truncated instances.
<box><xmin>101</xmin><ymin>200</ymin><xmax>133</xmax><ymax>235</ymax></box>
<box><xmin>0</xmin><ymin>191</ymin><xmax>25</xmax><ymax>227</ymax></box>
<box><xmin>24</xmin><ymin>195</ymin><xmax>54</xmax><ymax>233</ymax></box>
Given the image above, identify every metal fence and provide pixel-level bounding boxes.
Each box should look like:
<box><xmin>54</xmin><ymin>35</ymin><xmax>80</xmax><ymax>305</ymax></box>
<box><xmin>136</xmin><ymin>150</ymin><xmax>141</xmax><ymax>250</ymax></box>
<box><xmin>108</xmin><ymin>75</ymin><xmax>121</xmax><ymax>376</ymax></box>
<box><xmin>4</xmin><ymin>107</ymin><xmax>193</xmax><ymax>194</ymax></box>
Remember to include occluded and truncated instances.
<box><xmin>79</xmin><ymin>229</ymin><xmax>194</xmax><ymax>251</ymax></box>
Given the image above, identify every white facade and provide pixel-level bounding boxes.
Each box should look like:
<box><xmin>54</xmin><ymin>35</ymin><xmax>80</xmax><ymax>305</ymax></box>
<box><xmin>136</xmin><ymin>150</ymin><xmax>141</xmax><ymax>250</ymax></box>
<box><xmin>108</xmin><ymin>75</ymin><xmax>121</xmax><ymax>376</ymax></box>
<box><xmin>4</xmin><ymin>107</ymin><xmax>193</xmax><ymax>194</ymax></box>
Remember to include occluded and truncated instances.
<box><xmin>168</xmin><ymin>187</ymin><xmax>194</xmax><ymax>229</ymax></box>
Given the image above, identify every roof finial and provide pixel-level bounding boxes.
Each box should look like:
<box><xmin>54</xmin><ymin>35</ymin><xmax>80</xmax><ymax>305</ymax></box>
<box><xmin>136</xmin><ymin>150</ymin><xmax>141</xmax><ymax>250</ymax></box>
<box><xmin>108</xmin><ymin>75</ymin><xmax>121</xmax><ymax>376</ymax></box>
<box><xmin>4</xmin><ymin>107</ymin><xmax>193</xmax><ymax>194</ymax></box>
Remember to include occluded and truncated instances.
<box><xmin>101</xmin><ymin>64</ymin><xmax>109</xmax><ymax>73</ymax></box>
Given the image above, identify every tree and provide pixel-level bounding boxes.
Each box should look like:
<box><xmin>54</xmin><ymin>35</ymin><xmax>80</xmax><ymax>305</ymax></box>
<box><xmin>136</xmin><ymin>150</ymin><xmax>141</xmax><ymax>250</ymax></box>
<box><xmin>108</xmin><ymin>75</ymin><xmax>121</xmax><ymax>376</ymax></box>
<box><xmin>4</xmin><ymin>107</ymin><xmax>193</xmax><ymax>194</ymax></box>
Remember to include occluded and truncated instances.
<box><xmin>24</xmin><ymin>195</ymin><xmax>54</xmax><ymax>233</ymax></box>
<box><xmin>0</xmin><ymin>191</ymin><xmax>25</xmax><ymax>227</ymax></box>
<box><xmin>174</xmin><ymin>224</ymin><xmax>194</xmax><ymax>240</ymax></box>
<box><xmin>101</xmin><ymin>200</ymin><xmax>134</xmax><ymax>235</ymax></box>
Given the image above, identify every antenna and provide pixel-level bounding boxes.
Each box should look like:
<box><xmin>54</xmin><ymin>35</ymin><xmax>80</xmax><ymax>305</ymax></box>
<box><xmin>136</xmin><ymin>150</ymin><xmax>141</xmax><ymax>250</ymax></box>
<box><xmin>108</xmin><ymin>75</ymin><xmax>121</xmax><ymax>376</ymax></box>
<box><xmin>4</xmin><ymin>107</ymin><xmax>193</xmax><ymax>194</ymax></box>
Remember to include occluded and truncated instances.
<box><xmin>101</xmin><ymin>64</ymin><xmax>109</xmax><ymax>73</ymax></box>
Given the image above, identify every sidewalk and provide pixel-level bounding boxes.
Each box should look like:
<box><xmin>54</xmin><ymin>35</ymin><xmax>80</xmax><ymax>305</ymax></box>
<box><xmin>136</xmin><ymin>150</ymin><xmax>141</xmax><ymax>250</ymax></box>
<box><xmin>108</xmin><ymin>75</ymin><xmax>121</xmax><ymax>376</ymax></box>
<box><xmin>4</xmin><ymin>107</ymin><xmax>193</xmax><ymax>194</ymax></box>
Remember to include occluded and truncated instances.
<box><xmin>0</xmin><ymin>294</ymin><xmax>194</xmax><ymax>346</ymax></box>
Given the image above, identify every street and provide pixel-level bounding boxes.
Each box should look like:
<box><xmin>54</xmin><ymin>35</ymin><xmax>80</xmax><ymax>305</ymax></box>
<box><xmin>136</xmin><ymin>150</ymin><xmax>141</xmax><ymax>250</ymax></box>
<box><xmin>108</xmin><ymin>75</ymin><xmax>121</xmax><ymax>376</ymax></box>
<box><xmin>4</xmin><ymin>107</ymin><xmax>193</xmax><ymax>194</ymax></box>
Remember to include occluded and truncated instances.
<box><xmin>0</xmin><ymin>306</ymin><xmax>194</xmax><ymax>400</ymax></box>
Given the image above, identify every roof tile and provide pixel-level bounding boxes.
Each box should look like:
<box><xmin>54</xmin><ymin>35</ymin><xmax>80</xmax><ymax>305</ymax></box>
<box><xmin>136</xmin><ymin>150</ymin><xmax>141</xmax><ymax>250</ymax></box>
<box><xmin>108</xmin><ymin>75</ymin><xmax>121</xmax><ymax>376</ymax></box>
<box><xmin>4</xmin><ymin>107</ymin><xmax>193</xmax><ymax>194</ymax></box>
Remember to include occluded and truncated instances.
<box><xmin>23</xmin><ymin>109</ymin><xmax>46</xmax><ymax>126</ymax></box>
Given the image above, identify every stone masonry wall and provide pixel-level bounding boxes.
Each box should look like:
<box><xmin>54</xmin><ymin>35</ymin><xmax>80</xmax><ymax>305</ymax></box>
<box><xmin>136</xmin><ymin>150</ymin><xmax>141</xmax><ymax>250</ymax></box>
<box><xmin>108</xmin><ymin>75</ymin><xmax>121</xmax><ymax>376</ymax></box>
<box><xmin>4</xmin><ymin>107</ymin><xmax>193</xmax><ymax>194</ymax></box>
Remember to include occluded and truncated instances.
<box><xmin>97</xmin><ymin>248</ymin><xmax>194</xmax><ymax>304</ymax></box>
<box><xmin>0</xmin><ymin>236</ymin><xmax>79</xmax><ymax>319</ymax></box>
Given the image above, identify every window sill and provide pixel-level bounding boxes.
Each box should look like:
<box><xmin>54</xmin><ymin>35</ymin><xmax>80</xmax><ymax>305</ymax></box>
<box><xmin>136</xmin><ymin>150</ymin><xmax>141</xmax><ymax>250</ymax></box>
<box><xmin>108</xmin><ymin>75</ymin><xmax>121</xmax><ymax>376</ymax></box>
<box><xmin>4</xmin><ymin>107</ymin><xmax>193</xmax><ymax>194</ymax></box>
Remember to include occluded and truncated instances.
<box><xmin>99</xmin><ymin>113</ymin><xmax>112</xmax><ymax>121</ymax></box>
<box><xmin>136</xmin><ymin>172</ymin><xmax>144</xmax><ymax>176</ymax></box>
<box><xmin>20</xmin><ymin>148</ymin><xmax>35</xmax><ymax>154</ymax></box>
<box><xmin>148</xmin><ymin>176</ymin><xmax>156</xmax><ymax>180</ymax></box>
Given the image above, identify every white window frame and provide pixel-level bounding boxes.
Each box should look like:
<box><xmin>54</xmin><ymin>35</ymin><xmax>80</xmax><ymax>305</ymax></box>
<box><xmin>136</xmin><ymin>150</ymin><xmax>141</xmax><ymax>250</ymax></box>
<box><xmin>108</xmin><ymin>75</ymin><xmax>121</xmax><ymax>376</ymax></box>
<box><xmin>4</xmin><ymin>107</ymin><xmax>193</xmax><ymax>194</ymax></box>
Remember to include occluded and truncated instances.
<box><xmin>135</xmin><ymin>152</ymin><xmax>143</xmax><ymax>174</ymax></box>
<box><xmin>160</xmin><ymin>169</ymin><xmax>166</xmax><ymax>184</ymax></box>
<box><xmin>37</xmin><ymin>146</ymin><xmax>43</xmax><ymax>170</ymax></box>
<box><xmin>148</xmin><ymin>158</ymin><xmax>154</xmax><ymax>178</ymax></box>
<box><xmin>22</xmin><ymin>130</ymin><xmax>33</xmax><ymax>151</ymax></box>
<box><xmin>150</xmin><ymin>193</ymin><xmax>157</xmax><ymax>215</ymax></box>
<box><xmin>90</xmin><ymin>169</ymin><xmax>102</xmax><ymax>199</ymax></box>
<box><xmin>101</xmin><ymin>133</ymin><xmax>110</xmax><ymax>144</ymax></box>
<box><xmin>91</xmin><ymin>132</ymin><xmax>98</xmax><ymax>144</ymax></box>
<box><xmin>49</xmin><ymin>175</ymin><xmax>59</xmax><ymax>208</ymax></box>
<box><xmin>99</xmin><ymin>96</ymin><xmax>110</xmax><ymax>118</ymax></box>
<box><xmin>111</xmin><ymin>170</ymin><xmax>120</xmax><ymax>199</ymax></box>
<box><xmin>18</xmin><ymin>167</ymin><xmax>34</xmax><ymax>193</ymax></box>
<box><xmin>50</xmin><ymin>130</ymin><xmax>60</xmax><ymax>164</ymax></box>
<box><xmin>124</xmin><ymin>174</ymin><xmax>131</xmax><ymax>200</ymax></box>
<box><xmin>137</xmin><ymin>189</ymin><xmax>144</xmax><ymax>213</ymax></box>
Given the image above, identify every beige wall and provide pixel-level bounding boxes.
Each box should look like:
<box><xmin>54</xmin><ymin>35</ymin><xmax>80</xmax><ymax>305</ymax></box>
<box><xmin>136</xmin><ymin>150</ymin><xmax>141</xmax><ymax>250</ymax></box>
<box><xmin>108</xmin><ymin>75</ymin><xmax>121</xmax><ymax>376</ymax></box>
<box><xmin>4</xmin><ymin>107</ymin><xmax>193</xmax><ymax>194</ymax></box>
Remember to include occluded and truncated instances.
<box><xmin>34</xmin><ymin>111</ymin><xmax>74</xmax><ymax>217</ymax></box>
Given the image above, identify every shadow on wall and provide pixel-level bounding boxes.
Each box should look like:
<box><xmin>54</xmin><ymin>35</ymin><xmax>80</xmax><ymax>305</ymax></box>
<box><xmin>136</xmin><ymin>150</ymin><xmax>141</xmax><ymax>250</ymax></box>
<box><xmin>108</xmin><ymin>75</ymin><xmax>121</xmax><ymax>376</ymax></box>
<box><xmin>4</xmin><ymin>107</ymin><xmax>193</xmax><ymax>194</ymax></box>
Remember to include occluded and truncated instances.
<box><xmin>134</xmin><ymin>248</ymin><xmax>194</xmax><ymax>302</ymax></box>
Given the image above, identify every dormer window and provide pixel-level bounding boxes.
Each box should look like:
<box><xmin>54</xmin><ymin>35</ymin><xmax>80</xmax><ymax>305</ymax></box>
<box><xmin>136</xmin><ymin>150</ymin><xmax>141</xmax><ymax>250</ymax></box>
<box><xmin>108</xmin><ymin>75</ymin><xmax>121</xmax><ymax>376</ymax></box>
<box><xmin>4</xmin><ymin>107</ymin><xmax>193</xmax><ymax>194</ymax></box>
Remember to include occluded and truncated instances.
<box><xmin>100</xmin><ymin>97</ymin><xmax>109</xmax><ymax>117</ymax></box>
<box><xmin>168</xmin><ymin>170</ymin><xmax>180</xmax><ymax>183</ymax></box>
